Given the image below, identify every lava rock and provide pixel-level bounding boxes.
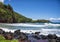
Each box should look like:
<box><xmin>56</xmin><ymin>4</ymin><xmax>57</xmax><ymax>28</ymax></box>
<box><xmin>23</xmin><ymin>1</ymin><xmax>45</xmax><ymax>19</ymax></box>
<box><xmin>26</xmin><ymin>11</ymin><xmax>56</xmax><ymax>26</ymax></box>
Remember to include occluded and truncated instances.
<box><xmin>3</xmin><ymin>32</ymin><xmax>13</xmax><ymax>40</ymax></box>
<box><xmin>0</xmin><ymin>29</ymin><xmax>5</xmax><ymax>34</ymax></box>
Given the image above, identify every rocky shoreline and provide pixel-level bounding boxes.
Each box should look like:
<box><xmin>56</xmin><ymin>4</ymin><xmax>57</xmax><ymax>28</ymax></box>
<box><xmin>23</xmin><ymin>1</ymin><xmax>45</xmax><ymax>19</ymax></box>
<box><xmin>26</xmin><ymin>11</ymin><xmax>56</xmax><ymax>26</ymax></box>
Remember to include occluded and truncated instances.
<box><xmin>0</xmin><ymin>29</ymin><xmax>60</xmax><ymax>42</ymax></box>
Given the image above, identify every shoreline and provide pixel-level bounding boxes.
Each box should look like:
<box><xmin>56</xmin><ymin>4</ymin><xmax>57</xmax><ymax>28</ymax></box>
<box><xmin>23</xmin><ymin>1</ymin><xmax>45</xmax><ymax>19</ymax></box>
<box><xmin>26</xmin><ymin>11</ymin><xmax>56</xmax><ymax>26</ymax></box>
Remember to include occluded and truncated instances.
<box><xmin>0</xmin><ymin>27</ymin><xmax>60</xmax><ymax>37</ymax></box>
<box><xmin>0</xmin><ymin>27</ymin><xmax>60</xmax><ymax>42</ymax></box>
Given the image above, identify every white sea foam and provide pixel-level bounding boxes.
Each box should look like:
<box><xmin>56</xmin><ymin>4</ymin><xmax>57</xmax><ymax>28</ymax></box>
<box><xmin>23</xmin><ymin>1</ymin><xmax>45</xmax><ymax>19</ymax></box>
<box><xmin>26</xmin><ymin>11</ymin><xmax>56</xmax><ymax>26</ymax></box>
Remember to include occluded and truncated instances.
<box><xmin>40</xmin><ymin>29</ymin><xmax>60</xmax><ymax>35</ymax></box>
<box><xmin>0</xmin><ymin>27</ymin><xmax>60</xmax><ymax>37</ymax></box>
<box><xmin>5</xmin><ymin>23</ymin><xmax>46</xmax><ymax>27</ymax></box>
<box><xmin>0</xmin><ymin>27</ymin><xmax>16</xmax><ymax>32</ymax></box>
<box><xmin>4</xmin><ymin>23</ymin><xmax>60</xmax><ymax>27</ymax></box>
<box><xmin>0</xmin><ymin>23</ymin><xmax>60</xmax><ymax>37</ymax></box>
<box><xmin>44</xmin><ymin>23</ymin><xmax>60</xmax><ymax>26</ymax></box>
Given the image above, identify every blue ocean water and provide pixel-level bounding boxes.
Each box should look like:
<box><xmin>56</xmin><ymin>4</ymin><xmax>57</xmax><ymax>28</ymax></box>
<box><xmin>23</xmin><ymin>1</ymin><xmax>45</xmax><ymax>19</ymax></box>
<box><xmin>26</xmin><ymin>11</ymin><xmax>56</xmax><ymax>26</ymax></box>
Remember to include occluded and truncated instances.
<box><xmin>0</xmin><ymin>23</ymin><xmax>60</xmax><ymax>36</ymax></box>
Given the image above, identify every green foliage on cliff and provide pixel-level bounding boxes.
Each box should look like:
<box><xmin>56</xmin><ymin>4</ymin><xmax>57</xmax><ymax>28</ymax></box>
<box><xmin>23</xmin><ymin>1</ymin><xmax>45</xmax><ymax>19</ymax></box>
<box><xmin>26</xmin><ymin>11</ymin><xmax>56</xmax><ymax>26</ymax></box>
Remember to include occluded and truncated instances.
<box><xmin>32</xmin><ymin>19</ymin><xmax>51</xmax><ymax>23</ymax></box>
<box><xmin>0</xmin><ymin>2</ymin><xmax>32</xmax><ymax>23</ymax></box>
<box><xmin>0</xmin><ymin>2</ymin><xmax>50</xmax><ymax>23</ymax></box>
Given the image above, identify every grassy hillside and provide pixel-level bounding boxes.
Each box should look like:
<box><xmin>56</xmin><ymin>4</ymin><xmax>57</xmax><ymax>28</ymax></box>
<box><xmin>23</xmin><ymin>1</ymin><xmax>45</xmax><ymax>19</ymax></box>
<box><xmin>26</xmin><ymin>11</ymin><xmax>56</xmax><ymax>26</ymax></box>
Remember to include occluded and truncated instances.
<box><xmin>0</xmin><ymin>2</ymin><xmax>32</xmax><ymax>23</ymax></box>
<box><xmin>0</xmin><ymin>2</ymin><xmax>50</xmax><ymax>23</ymax></box>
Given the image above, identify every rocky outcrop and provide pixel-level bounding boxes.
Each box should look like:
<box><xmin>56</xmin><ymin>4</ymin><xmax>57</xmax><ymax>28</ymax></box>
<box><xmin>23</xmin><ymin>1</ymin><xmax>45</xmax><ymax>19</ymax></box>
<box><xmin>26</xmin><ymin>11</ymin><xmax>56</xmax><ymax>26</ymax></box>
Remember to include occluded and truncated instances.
<box><xmin>0</xmin><ymin>29</ymin><xmax>5</xmax><ymax>34</ymax></box>
<box><xmin>3</xmin><ymin>32</ymin><xmax>13</xmax><ymax>40</ymax></box>
<box><xmin>0</xmin><ymin>29</ymin><xmax>60</xmax><ymax>42</ymax></box>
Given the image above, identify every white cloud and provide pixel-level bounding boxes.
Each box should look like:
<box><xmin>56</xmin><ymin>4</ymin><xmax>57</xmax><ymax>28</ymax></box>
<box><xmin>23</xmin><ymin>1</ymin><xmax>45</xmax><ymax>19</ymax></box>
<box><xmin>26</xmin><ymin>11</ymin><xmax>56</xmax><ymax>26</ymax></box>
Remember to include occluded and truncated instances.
<box><xmin>0</xmin><ymin>0</ymin><xmax>4</xmax><ymax>3</ymax></box>
<box><xmin>49</xmin><ymin>18</ymin><xmax>60</xmax><ymax>20</ymax></box>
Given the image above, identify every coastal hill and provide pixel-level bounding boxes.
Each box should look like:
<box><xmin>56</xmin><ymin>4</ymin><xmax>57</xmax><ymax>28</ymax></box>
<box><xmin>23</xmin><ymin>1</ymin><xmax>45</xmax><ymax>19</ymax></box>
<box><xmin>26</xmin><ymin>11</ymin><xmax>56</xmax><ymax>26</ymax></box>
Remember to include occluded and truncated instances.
<box><xmin>0</xmin><ymin>2</ymin><xmax>50</xmax><ymax>23</ymax></box>
<box><xmin>0</xmin><ymin>2</ymin><xmax>32</xmax><ymax>23</ymax></box>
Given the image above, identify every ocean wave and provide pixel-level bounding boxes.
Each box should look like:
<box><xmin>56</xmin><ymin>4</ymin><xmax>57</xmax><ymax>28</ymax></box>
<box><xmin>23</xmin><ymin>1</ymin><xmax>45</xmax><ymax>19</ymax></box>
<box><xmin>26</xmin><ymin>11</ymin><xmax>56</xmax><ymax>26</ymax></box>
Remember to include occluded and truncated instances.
<box><xmin>0</xmin><ymin>27</ymin><xmax>16</xmax><ymax>32</ymax></box>
<box><xmin>5</xmin><ymin>23</ymin><xmax>47</xmax><ymax>27</ymax></box>
<box><xmin>40</xmin><ymin>29</ymin><xmax>60</xmax><ymax>36</ymax></box>
<box><xmin>4</xmin><ymin>23</ymin><xmax>60</xmax><ymax>27</ymax></box>
<box><xmin>0</xmin><ymin>27</ymin><xmax>60</xmax><ymax>37</ymax></box>
<box><xmin>44</xmin><ymin>23</ymin><xmax>60</xmax><ymax>26</ymax></box>
<box><xmin>0</xmin><ymin>23</ymin><xmax>60</xmax><ymax>37</ymax></box>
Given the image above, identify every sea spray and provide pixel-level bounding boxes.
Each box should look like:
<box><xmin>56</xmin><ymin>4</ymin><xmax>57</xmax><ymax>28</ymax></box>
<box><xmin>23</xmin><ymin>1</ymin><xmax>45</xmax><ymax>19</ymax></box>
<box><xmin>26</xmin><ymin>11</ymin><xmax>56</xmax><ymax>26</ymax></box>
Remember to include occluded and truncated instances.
<box><xmin>0</xmin><ymin>23</ymin><xmax>60</xmax><ymax>37</ymax></box>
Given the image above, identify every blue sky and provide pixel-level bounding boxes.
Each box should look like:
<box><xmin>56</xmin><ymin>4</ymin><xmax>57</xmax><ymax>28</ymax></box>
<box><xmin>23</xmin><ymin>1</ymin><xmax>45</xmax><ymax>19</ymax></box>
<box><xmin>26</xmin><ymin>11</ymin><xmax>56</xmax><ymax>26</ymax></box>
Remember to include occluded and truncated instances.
<box><xmin>4</xmin><ymin>0</ymin><xmax>60</xmax><ymax>20</ymax></box>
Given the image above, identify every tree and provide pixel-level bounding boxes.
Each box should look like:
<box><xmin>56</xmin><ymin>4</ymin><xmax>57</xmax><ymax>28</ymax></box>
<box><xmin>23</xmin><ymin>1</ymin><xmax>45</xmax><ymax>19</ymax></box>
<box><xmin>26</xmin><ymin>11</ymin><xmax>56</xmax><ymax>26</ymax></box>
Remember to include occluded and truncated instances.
<box><xmin>7</xmin><ymin>4</ymin><xmax>13</xmax><ymax>11</ymax></box>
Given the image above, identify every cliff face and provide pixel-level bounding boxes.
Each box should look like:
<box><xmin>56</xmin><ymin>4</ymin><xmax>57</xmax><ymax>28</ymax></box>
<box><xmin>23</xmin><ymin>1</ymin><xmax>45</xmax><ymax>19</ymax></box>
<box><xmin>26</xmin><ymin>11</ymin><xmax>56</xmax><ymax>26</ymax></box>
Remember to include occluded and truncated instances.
<box><xmin>0</xmin><ymin>2</ymin><xmax>32</xmax><ymax>23</ymax></box>
<box><xmin>0</xmin><ymin>2</ymin><xmax>51</xmax><ymax>23</ymax></box>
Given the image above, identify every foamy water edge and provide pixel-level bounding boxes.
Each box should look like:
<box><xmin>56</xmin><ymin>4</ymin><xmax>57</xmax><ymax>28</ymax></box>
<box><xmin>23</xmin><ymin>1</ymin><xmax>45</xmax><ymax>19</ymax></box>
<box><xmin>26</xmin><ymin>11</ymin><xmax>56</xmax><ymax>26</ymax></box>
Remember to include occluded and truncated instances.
<box><xmin>0</xmin><ymin>27</ymin><xmax>60</xmax><ymax>37</ymax></box>
<box><xmin>0</xmin><ymin>23</ymin><xmax>60</xmax><ymax>37</ymax></box>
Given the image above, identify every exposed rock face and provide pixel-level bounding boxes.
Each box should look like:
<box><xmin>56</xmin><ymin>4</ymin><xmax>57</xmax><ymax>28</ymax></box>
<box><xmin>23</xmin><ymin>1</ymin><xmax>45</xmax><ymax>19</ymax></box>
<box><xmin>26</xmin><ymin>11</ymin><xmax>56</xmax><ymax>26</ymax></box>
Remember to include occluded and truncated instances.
<box><xmin>0</xmin><ymin>29</ymin><xmax>60</xmax><ymax>42</ymax></box>
<box><xmin>47</xmin><ymin>34</ymin><xmax>57</xmax><ymax>39</ymax></box>
<box><xmin>56</xmin><ymin>37</ymin><xmax>60</xmax><ymax>42</ymax></box>
<box><xmin>48</xmin><ymin>39</ymin><xmax>56</xmax><ymax>42</ymax></box>
<box><xmin>13</xmin><ymin>29</ymin><xmax>30</xmax><ymax>42</ymax></box>
<box><xmin>32</xmin><ymin>32</ymin><xmax>41</xmax><ymax>40</ymax></box>
<box><xmin>35</xmin><ymin>32</ymin><xmax>40</xmax><ymax>35</ymax></box>
<box><xmin>17</xmin><ymin>31</ymin><xmax>29</xmax><ymax>42</ymax></box>
<box><xmin>0</xmin><ymin>29</ymin><xmax>5</xmax><ymax>34</ymax></box>
<box><xmin>40</xmin><ymin>35</ymin><xmax>47</xmax><ymax>39</ymax></box>
<box><xmin>3</xmin><ymin>32</ymin><xmax>13</xmax><ymax>40</ymax></box>
<box><xmin>14</xmin><ymin>29</ymin><xmax>20</xmax><ymax>34</ymax></box>
<box><xmin>14</xmin><ymin>29</ymin><xmax>21</xmax><ymax>39</ymax></box>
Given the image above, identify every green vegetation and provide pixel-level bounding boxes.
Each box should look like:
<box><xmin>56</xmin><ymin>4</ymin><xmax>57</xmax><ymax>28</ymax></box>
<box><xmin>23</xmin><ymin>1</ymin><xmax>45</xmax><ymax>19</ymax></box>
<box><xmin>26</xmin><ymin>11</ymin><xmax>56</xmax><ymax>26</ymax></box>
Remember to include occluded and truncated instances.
<box><xmin>0</xmin><ymin>2</ymin><xmax>50</xmax><ymax>23</ymax></box>
<box><xmin>0</xmin><ymin>35</ymin><xmax>18</xmax><ymax>42</ymax></box>
<box><xmin>0</xmin><ymin>2</ymin><xmax>32</xmax><ymax>23</ymax></box>
<box><xmin>32</xmin><ymin>19</ymin><xmax>51</xmax><ymax>23</ymax></box>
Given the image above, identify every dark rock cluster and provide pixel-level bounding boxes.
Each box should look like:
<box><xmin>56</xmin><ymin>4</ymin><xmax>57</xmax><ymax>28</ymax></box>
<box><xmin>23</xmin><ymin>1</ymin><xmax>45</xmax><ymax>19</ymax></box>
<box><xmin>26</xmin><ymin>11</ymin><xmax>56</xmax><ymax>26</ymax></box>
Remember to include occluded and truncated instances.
<box><xmin>0</xmin><ymin>29</ymin><xmax>60</xmax><ymax>42</ymax></box>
